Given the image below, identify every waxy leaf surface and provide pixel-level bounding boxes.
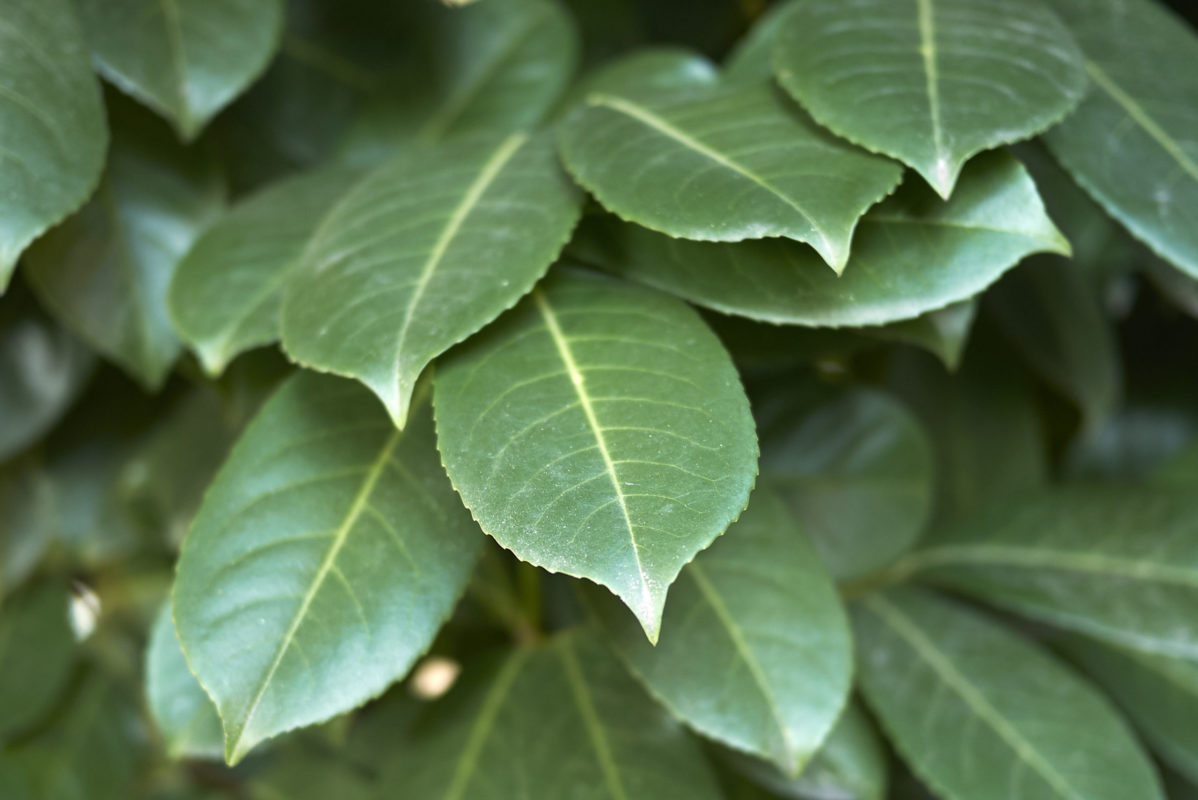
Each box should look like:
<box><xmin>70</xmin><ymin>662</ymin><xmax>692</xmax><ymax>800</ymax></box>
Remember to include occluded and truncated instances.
<box><xmin>574</xmin><ymin>152</ymin><xmax>1067</xmax><ymax>327</ymax></box>
<box><xmin>588</xmin><ymin>489</ymin><xmax>851</xmax><ymax>773</ymax></box>
<box><xmin>282</xmin><ymin>132</ymin><xmax>582</xmax><ymax>426</ymax></box>
<box><xmin>146</xmin><ymin>600</ymin><xmax>223</xmax><ymax>760</ymax></box>
<box><xmin>855</xmin><ymin>588</ymin><xmax>1162</xmax><ymax>800</ymax></box>
<box><xmin>170</xmin><ymin>165</ymin><xmax>363</xmax><ymax>374</ymax></box>
<box><xmin>897</xmin><ymin>485</ymin><xmax>1198</xmax><ymax>659</ymax></box>
<box><xmin>435</xmin><ymin>270</ymin><xmax>758</xmax><ymax>641</ymax></box>
<box><xmin>0</xmin><ymin>0</ymin><xmax>106</xmax><ymax>289</ymax></box>
<box><xmin>557</xmin><ymin>82</ymin><xmax>902</xmax><ymax>271</ymax></box>
<box><xmin>1044</xmin><ymin>0</ymin><xmax>1198</xmax><ymax>279</ymax></box>
<box><xmin>173</xmin><ymin>372</ymin><xmax>483</xmax><ymax>763</ymax></box>
<box><xmin>386</xmin><ymin>631</ymin><xmax>723</xmax><ymax>799</ymax></box>
<box><xmin>77</xmin><ymin>0</ymin><xmax>284</xmax><ymax>139</ymax></box>
<box><xmin>774</xmin><ymin>0</ymin><xmax>1086</xmax><ymax>197</ymax></box>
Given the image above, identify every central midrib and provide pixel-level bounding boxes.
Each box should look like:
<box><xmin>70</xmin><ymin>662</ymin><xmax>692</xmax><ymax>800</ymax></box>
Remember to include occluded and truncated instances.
<box><xmin>915</xmin><ymin>0</ymin><xmax>948</xmax><ymax>186</ymax></box>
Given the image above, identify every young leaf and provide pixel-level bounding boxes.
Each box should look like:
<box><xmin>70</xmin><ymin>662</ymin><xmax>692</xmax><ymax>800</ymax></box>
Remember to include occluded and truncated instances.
<box><xmin>1043</xmin><ymin>0</ymin><xmax>1198</xmax><ymax>279</ymax></box>
<box><xmin>0</xmin><ymin>582</ymin><xmax>74</xmax><ymax>735</ymax></box>
<box><xmin>774</xmin><ymin>0</ymin><xmax>1086</xmax><ymax>197</ymax></box>
<box><xmin>573</xmin><ymin>151</ymin><xmax>1068</xmax><ymax>327</ymax></box>
<box><xmin>146</xmin><ymin>600</ymin><xmax>223</xmax><ymax>760</ymax></box>
<box><xmin>172</xmin><ymin>372</ymin><xmax>484</xmax><ymax>763</ymax></box>
<box><xmin>434</xmin><ymin>270</ymin><xmax>758</xmax><ymax>641</ymax></box>
<box><xmin>0</xmin><ymin>286</ymin><xmax>93</xmax><ymax>462</ymax></box>
<box><xmin>761</xmin><ymin>389</ymin><xmax>934</xmax><ymax>580</ymax></box>
<box><xmin>0</xmin><ymin>0</ymin><xmax>107</xmax><ymax>291</ymax></box>
<box><xmin>892</xmin><ymin>485</ymin><xmax>1198</xmax><ymax>659</ymax></box>
<box><xmin>716</xmin><ymin>702</ymin><xmax>889</xmax><ymax>800</ymax></box>
<box><xmin>855</xmin><ymin>588</ymin><xmax>1163</xmax><ymax>800</ymax></box>
<box><xmin>556</xmin><ymin>82</ymin><xmax>903</xmax><ymax>271</ymax></box>
<box><xmin>76</xmin><ymin>0</ymin><xmax>284</xmax><ymax>140</ymax></box>
<box><xmin>281</xmin><ymin>131</ymin><xmax>582</xmax><ymax>427</ymax></box>
<box><xmin>384</xmin><ymin>631</ymin><xmax>723</xmax><ymax>799</ymax></box>
<box><xmin>23</xmin><ymin>102</ymin><xmax>226</xmax><ymax>390</ymax></box>
<box><xmin>586</xmin><ymin>489</ymin><xmax>852</xmax><ymax>774</ymax></box>
<box><xmin>1064</xmin><ymin>638</ymin><xmax>1198</xmax><ymax>786</ymax></box>
<box><xmin>169</xmin><ymin>164</ymin><xmax>363</xmax><ymax>375</ymax></box>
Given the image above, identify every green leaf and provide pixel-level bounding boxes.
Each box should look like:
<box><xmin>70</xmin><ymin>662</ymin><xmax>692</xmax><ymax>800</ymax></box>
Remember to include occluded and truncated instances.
<box><xmin>867</xmin><ymin>301</ymin><xmax>976</xmax><ymax>372</ymax></box>
<box><xmin>854</xmin><ymin>588</ymin><xmax>1163</xmax><ymax>800</ymax></box>
<box><xmin>146</xmin><ymin>599</ymin><xmax>223</xmax><ymax>760</ymax></box>
<box><xmin>0</xmin><ymin>581</ymin><xmax>75</xmax><ymax>735</ymax></box>
<box><xmin>0</xmin><ymin>0</ymin><xmax>107</xmax><ymax>291</ymax></box>
<box><xmin>173</xmin><ymin>371</ymin><xmax>484</xmax><ymax>764</ymax></box>
<box><xmin>434</xmin><ymin>270</ymin><xmax>758</xmax><ymax>641</ymax></box>
<box><xmin>170</xmin><ymin>164</ymin><xmax>363</xmax><ymax>375</ymax></box>
<box><xmin>76</xmin><ymin>0</ymin><xmax>284</xmax><ymax>140</ymax></box>
<box><xmin>556</xmin><ymin>82</ymin><xmax>902</xmax><ymax>271</ymax></box>
<box><xmin>246</xmin><ymin>741</ymin><xmax>375</xmax><ymax>800</ymax></box>
<box><xmin>23</xmin><ymin>102</ymin><xmax>226</xmax><ymax>390</ymax></box>
<box><xmin>0</xmin><ymin>285</ymin><xmax>93</xmax><ymax>462</ymax></box>
<box><xmin>1065</xmin><ymin>638</ymin><xmax>1198</xmax><ymax>786</ymax></box>
<box><xmin>559</xmin><ymin>47</ymin><xmax>718</xmax><ymax>111</ymax></box>
<box><xmin>987</xmin><ymin>260</ymin><xmax>1122</xmax><ymax>427</ymax></box>
<box><xmin>337</xmin><ymin>0</ymin><xmax>578</xmax><ymax>163</ymax></box>
<box><xmin>586</xmin><ymin>489</ymin><xmax>851</xmax><ymax>774</ymax></box>
<box><xmin>722</xmin><ymin>0</ymin><xmax>799</xmax><ymax>84</ymax></box>
<box><xmin>1157</xmin><ymin>444</ymin><xmax>1198</xmax><ymax>487</ymax></box>
<box><xmin>717</xmin><ymin>702</ymin><xmax>889</xmax><ymax>800</ymax></box>
<box><xmin>573</xmin><ymin>151</ymin><xmax>1068</xmax><ymax>327</ymax></box>
<box><xmin>0</xmin><ymin>752</ymin><xmax>30</xmax><ymax>800</ymax></box>
<box><xmin>890</xmin><ymin>485</ymin><xmax>1198</xmax><ymax>659</ymax></box>
<box><xmin>384</xmin><ymin>631</ymin><xmax>723</xmax><ymax>799</ymax></box>
<box><xmin>0</xmin><ymin>455</ymin><xmax>55</xmax><ymax>596</ymax></box>
<box><xmin>1043</xmin><ymin>0</ymin><xmax>1198</xmax><ymax>279</ymax></box>
<box><xmin>774</xmin><ymin>0</ymin><xmax>1086</xmax><ymax>198</ymax></box>
<box><xmin>281</xmin><ymin>131</ymin><xmax>581</xmax><ymax>427</ymax></box>
<box><xmin>761</xmin><ymin>388</ymin><xmax>934</xmax><ymax>581</ymax></box>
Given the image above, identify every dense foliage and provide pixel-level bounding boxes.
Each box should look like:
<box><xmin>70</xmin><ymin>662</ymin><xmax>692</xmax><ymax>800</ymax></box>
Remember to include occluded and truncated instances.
<box><xmin>2</xmin><ymin>0</ymin><xmax>1197</xmax><ymax>798</ymax></box>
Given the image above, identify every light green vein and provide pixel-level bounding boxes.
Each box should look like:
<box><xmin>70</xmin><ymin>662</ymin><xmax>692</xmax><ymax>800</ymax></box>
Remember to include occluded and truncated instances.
<box><xmin>863</xmin><ymin>595</ymin><xmax>1085</xmax><ymax>800</ymax></box>
<box><xmin>915</xmin><ymin>0</ymin><xmax>950</xmax><ymax>192</ymax></box>
<box><xmin>227</xmin><ymin>426</ymin><xmax>403</xmax><ymax>763</ymax></box>
<box><xmin>556</xmin><ymin>637</ymin><xmax>630</xmax><ymax>800</ymax></box>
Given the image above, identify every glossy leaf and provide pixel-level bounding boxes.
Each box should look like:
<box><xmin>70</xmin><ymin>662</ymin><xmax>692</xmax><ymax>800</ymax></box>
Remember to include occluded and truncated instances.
<box><xmin>1043</xmin><ymin>0</ymin><xmax>1198</xmax><ymax>279</ymax></box>
<box><xmin>557</xmin><ymin>82</ymin><xmax>903</xmax><ymax>271</ymax></box>
<box><xmin>0</xmin><ymin>582</ymin><xmax>74</xmax><ymax>735</ymax></box>
<box><xmin>587</xmin><ymin>489</ymin><xmax>851</xmax><ymax>773</ymax></box>
<box><xmin>434</xmin><ymin>270</ymin><xmax>758</xmax><ymax>641</ymax></box>
<box><xmin>574</xmin><ymin>151</ymin><xmax>1068</xmax><ymax>327</ymax></box>
<box><xmin>761</xmin><ymin>388</ymin><xmax>934</xmax><ymax>580</ymax></box>
<box><xmin>894</xmin><ymin>485</ymin><xmax>1198</xmax><ymax>659</ymax></box>
<box><xmin>281</xmin><ymin>131</ymin><xmax>582</xmax><ymax>427</ymax></box>
<box><xmin>775</xmin><ymin>0</ymin><xmax>1086</xmax><ymax>197</ymax></box>
<box><xmin>76</xmin><ymin>0</ymin><xmax>284</xmax><ymax>140</ymax></box>
<box><xmin>24</xmin><ymin>104</ymin><xmax>226</xmax><ymax>389</ymax></box>
<box><xmin>170</xmin><ymin>164</ymin><xmax>363</xmax><ymax>374</ymax></box>
<box><xmin>0</xmin><ymin>286</ymin><xmax>93</xmax><ymax>462</ymax></box>
<box><xmin>855</xmin><ymin>588</ymin><xmax>1163</xmax><ymax>800</ymax></box>
<box><xmin>0</xmin><ymin>0</ymin><xmax>107</xmax><ymax>291</ymax></box>
<box><xmin>717</xmin><ymin>702</ymin><xmax>889</xmax><ymax>800</ymax></box>
<box><xmin>173</xmin><ymin>372</ymin><xmax>484</xmax><ymax>763</ymax></box>
<box><xmin>146</xmin><ymin>600</ymin><xmax>223</xmax><ymax>760</ymax></box>
<box><xmin>385</xmin><ymin>631</ymin><xmax>723</xmax><ymax>799</ymax></box>
<box><xmin>1065</xmin><ymin>638</ymin><xmax>1198</xmax><ymax>785</ymax></box>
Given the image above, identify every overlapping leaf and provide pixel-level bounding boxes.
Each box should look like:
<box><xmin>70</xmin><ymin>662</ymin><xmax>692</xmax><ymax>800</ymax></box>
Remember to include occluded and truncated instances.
<box><xmin>774</xmin><ymin>0</ymin><xmax>1086</xmax><ymax>197</ymax></box>
<box><xmin>573</xmin><ymin>151</ymin><xmax>1067</xmax><ymax>326</ymax></box>
<box><xmin>1043</xmin><ymin>0</ymin><xmax>1198</xmax><ymax>279</ymax></box>
<box><xmin>173</xmin><ymin>372</ymin><xmax>484</xmax><ymax>763</ymax></box>
<box><xmin>0</xmin><ymin>0</ymin><xmax>107</xmax><ymax>290</ymax></box>
<box><xmin>281</xmin><ymin>131</ymin><xmax>582</xmax><ymax>427</ymax></box>
<box><xmin>434</xmin><ymin>270</ymin><xmax>758</xmax><ymax>641</ymax></box>
<box><xmin>170</xmin><ymin>165</ymin><xmax>363</xmax><ymax>374</ymax></box>
<box><xmin>146</xmin><ymin>600</ymin><xmax>223</xmax><ymax>760</ymax></box>
<box><xmin>761</xmin><ymin>389</ymin><xmax>934</xmax><ymax>580</ymax></box>
<box><xmin>557</xmin><ymin>82</ymin><xmax>902</xmax><ymax>271</ymax></box>
<box><xmin>892</xmin><ymin>485</ymin><xmax>1198</xmax><ymax>659</ymax></box>
<box><xmin>24</xmin><ymin>103</ymin><xmax>225</xmax><ymax>389</ymax></box>
<box><xmin>76</xmin><ymin>0</ymin><xmax>284</xmax><ymax>140</ymax></box>
<box><xmin>0</xmin><ymin>582</ymin><xmax>74</xmax><ymax>735</ymax></box>
<box><xmin>384</xmin><ymin>631</ymin><xmax>723</xmax><ymax>799</ymax></box>
<box><xmin>587</xmin><ymin>489</ymin><xmax>851</xmax><ymax>773</ymax></box>
<box><xmin>855</xmin><ymin>588</ymin><xmax>1162</xmax><ymax>800</ymax></box>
